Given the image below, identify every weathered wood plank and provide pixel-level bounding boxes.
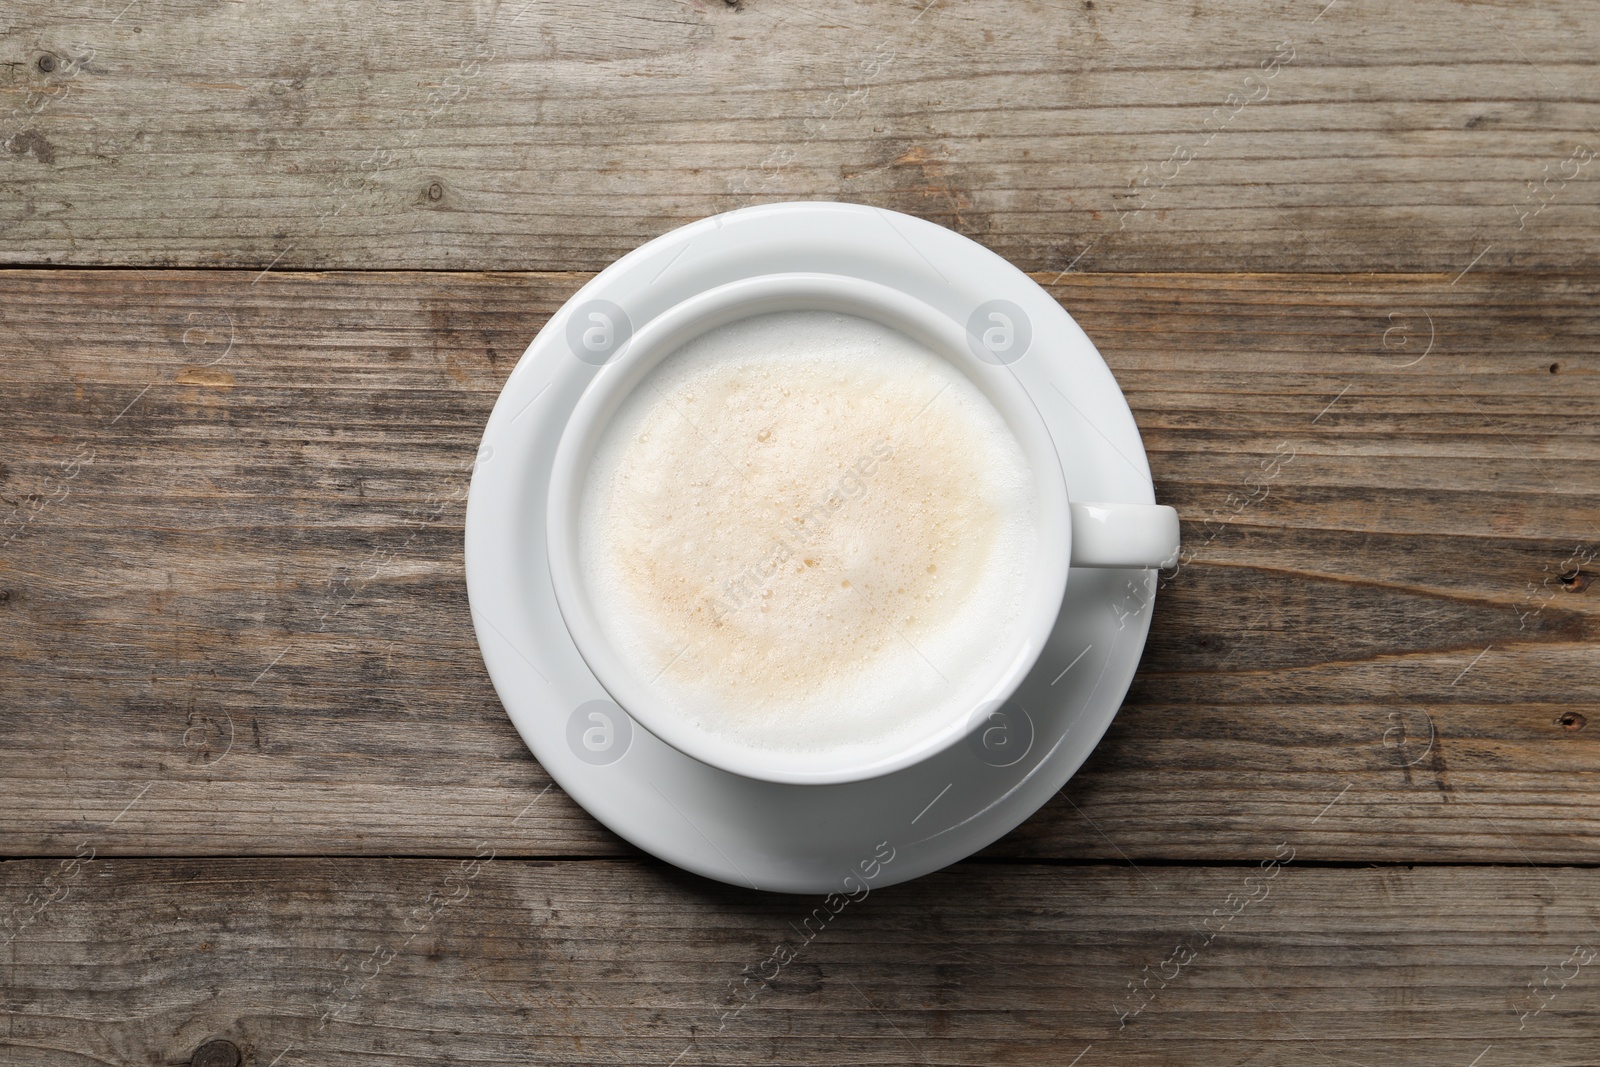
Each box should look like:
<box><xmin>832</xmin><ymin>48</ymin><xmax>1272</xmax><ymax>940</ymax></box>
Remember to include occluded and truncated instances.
<box><xmin>3</xmin><ymin>859</ymin><xmax>1598</xmax><ymax>1065</ymax></box>
<box><xmin>1</xmin><ymin>0</ymin><xmax>1598</xmax><ymax>272</ymax></box>
<box><xmin>1</xmin><ymin>268</ymin><xmax>1597</xmax><ymax>863</ymax></box>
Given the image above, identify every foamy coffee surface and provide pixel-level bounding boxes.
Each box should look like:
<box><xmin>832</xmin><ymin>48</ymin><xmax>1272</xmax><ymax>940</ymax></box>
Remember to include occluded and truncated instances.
<box><xmin>579</xmin><ymin>310</ymin><xmax>1037</xmax><ymax>754</ymax></box>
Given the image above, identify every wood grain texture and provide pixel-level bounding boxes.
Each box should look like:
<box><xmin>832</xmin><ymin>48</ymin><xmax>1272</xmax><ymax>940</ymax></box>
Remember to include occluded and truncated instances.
<box><xmin>4</xmin><ymin>1</ymin><xmax>1597</xmax><ymax>1060</ymax></box>
<box><xmin>1</xmin><ymin>0</ymin><xmax>1599</xmax><ymax>272</ymax></box>
<box><xmin>3</xmin><ymin>858</ymin><xmax>1599</xmax><ymax>1066</ymax></box>
<box><xmin>2</xmin><ymin>268</ymin><xmax>1596</xmax><ymax>863</ymax></box>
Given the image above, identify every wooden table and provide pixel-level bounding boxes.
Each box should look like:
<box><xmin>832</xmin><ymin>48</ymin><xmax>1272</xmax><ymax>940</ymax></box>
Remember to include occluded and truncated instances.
<box><xmin>3</xmin><ymin>1</ymin><xmax>1597</xmax><ymax>1063</ymax></box>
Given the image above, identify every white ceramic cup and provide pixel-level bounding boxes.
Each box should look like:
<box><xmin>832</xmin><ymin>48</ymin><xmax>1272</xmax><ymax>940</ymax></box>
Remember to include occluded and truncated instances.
<box><xmin>547</xmin><ymin>272</ymin><xmax>1179</xmax><ymax>785</ymax></box>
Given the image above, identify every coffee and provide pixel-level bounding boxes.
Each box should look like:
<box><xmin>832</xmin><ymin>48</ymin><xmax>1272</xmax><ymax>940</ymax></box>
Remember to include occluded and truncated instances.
<box><xmin>578</xmin><ymin>310</ymin><xmax>1037</xmax><ymax>753</ymax></box>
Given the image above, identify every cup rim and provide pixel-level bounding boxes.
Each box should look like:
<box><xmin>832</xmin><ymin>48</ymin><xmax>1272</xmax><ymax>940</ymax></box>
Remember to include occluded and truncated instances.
<box><xmin>545</xmin><ymin>272</ymin><xmax>1072</xmax><ymax>785</ymax></box>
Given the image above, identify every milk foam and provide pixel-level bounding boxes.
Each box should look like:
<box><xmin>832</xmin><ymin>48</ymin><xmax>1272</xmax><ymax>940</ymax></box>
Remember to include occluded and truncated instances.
<box><xmin>578</xmin><ymin>310</ymin><xmax>1037</xmax><ymax>754</ymax></box>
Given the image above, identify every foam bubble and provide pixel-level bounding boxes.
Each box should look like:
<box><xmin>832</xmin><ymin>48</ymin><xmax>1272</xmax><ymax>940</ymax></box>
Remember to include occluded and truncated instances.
<box><xmin>578</xmin><ymin>310</ymin><xmax>1038</xmax><ymax>754</ymax></box>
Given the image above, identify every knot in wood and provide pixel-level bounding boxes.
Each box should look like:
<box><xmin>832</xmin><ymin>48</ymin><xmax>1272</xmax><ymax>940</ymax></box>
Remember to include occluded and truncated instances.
<box><xmin>191</xmin><ymin>1040</ymin><xmax>241</xmax><ymax>1067</ymax></box>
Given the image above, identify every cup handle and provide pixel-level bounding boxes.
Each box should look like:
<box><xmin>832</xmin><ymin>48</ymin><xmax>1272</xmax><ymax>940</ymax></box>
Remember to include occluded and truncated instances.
<box><xmin>1069</xmin><ymin>501</ymin><xmax>1180</xmax><ymax>569</ymax></box>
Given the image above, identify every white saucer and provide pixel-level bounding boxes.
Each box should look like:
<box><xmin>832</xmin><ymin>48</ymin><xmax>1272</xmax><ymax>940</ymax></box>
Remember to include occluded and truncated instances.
<box><xmin>465</xmin><ymin>202</ymin><xmax>1160</xmax><ymax>893</ymax></box>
